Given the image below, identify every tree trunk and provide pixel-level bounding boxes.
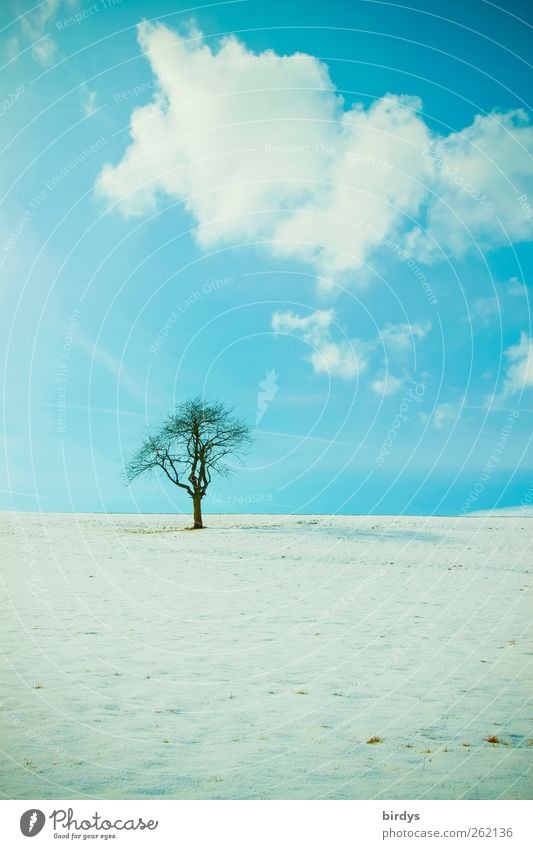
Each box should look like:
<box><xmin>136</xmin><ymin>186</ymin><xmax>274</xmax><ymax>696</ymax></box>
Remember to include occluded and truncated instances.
<box><xmin>192</xmin><ymin>493</ymin><xmax>203</xmax><ymax>529</ymax></box>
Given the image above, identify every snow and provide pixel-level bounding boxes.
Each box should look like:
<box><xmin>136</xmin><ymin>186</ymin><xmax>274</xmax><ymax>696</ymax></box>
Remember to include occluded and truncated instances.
<box><xmin>0</xmin><ymin>512</ymin><xmax>531</xmax><ymax>800</ymax></box>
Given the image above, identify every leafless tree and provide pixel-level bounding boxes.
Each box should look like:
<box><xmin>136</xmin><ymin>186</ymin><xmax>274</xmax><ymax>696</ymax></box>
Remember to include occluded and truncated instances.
<box><xmin>125</xmin><ymin>397</ymin><xmax>253</xmax><ymax>529</ymax></box>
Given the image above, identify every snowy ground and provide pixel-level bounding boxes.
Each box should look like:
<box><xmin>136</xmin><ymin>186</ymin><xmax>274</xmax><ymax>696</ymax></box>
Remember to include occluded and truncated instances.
<box><xmin>0</xmin><ymin>512</ymin><xmax>531</xmax><ymax>800</ymax></box>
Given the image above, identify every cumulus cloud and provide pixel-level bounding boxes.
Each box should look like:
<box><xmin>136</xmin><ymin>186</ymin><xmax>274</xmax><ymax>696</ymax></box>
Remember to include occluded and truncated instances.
<box><xmin>271</xmin><ymin>310</ymin><xmax>430</xmax><ymax>382</ymax></box>
<box><xmin>96</xmin><ymin>22</ymin><xmax>533</xmax><ymax>283</ymax></box>
<box><xmin>371</xmin><ymin>374</ymin><xmax>405</xmax><ymax>396</ymax></box>
<box><xmin>271</xmin><ymin>310</ymin><xmax>334</xmax><ymax>346</ymax></box>
<box><xmin>501</xmin><ymin>333</ymin><xmax>533</xmax><ymax>397</ymax></box>
<box><xmin>271</xmin><ymin>309</ymin><xmax>366</xmax><ymax>379</ymax></box>
<box><xmin>406</xmin><ymin>112</ymin><xmax>533</xmax><ymax>262</ymax></box>
<box><xmin>379</xmin><ymin>321</ymin><xmax>431</xmax><ymax>352</ymax></box>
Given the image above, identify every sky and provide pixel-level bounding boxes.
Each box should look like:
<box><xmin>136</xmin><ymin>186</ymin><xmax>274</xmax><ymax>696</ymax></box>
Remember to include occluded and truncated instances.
<box><xmin>0</xmin><ymin>0</ymin><xmax>532</xmax><ymax>517</ymax></box>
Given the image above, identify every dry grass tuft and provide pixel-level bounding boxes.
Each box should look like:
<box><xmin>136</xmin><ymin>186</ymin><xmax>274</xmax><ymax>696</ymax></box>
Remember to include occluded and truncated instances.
<box><xmin>366</xmin><ymin>735</ymin><xmax>383</xmax><ymax>744</ymax></box>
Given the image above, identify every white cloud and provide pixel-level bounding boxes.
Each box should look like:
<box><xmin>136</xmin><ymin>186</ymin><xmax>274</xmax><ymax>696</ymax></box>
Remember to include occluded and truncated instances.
<box><xmin>310</xmin><ymin>342</ymin><xmax>363</xmax><ymax>379</ymax></box>
<box><xmin>271</xmin><ymin>309</ymin><xmax>334</xmax><ymax>346</ymax></box>
<box><xmin>97</xmin><ymin>22</ymin><xmax>533</xmax><ymax>284</ymax></box>
<box><xmin>97</xmin><ymin>21</ymin><xmax>344</xmax><ymax>232</ymax></box>
<box><xmin>379</xmin><ymin>320</ymin><xmax>431</xmax><ymax>352</ymax></box>
<box><xmin>433</xmin><ymin>400</ymin><xmax>463</xmax><ymax>430</ymax></box>
<box><xmin>21</xmin><ymin>0</ymin><xmax>61</xmax><ymax>34</ymax></box>
<box><xmin>370</xmin><ymin>323</ymin><xmax>430</xmax><ymax>395</ymax></box>
<box><xmin>272</xmin><ymin>96</ymin><xmax>432</xmax><ymax>283</ymax></box>
<box><xmin>20</xmin><ymin>0</ymin><xmax>61</xmax><ymax>65</ymax></box>
<box><xmin>507</xmin><ymin>276</ymin><xmax>527</xmax><ymax>297</ymax></box>
<box><xmin>470</xmin><ymin>296</ymin><xmax>500</xmax><ymax>325</ymax></box>
<box><xmin>271</xmin><ymin>311</ymin><xmax>431</xmax><ymax>381</ymax></box>
<box><xmin>371</xmin><ymin>374</ymin><xmax>405</xmax><ymax>396</ymax></box>
<box><xmin>31</xmin><ymin>37</ymin><xmax>57</xmax><ymax>66</ymax></box>
<box><xmin>466</xmin><ymin>278</ymin><xmax>528</xmax><ymax>330</ymax></box>
<box><xmin>501</xmin><ymin>333</ymin><xmax>533</xmax><ymax>397</ymax></box>
<box><xmin>406</xmin><ymin>111</ymin><xmax>533</xmax><ymax>262</ymax></box>
<box><xmin>272</xmin><ymin>309</ymin><xmax>365</xmax><ymax>379</ymax></box>
<box><xmin>83</xmin><ymin>89</ymin><xmax>98</xmax><ymax>118</ymax></box>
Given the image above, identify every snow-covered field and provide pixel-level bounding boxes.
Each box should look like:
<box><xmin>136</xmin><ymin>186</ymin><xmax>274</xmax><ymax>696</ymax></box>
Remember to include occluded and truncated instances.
<box><xmin>0</xmin><ymin>512</ymin><xmax>531</xmax><ymax>800</ymax></box>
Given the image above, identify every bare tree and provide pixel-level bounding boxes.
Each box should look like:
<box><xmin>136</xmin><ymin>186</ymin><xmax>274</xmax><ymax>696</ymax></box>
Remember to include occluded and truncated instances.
<box><xmin>125</xmin><ymin>397</ymin><xmax>253</xmax><ymax>529</ymax></box>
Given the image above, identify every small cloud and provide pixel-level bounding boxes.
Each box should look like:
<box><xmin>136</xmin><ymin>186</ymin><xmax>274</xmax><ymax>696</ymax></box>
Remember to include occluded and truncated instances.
<box><xmin>21</xmin><ymin>0</ymin><xmax>61</xmax><ymax>36</ymax></box>
<box><xmin>372</xmin><ymin>324</ymin><xmax>430</xmax><ymax>395</ymax></box>
<box><xmin>272</xmin><ymin>309</ymin><xmax>365</xmax><ymax>380</ymax></box>
<box><xmin>433</xmin><ymin>404</ymin><xmax>453</xmax><ymax>430</ymax></box>
<box><xmin>310</xmin><ymin>341</ymin><xmax>364</xmax><ymax>379</ymax></box>
<box><xmin>83</xmin><ymin>89</ymin><xmax>98</xmax><ymax>117</ymax></box>
<box><xmin>379</xmin><ymin>321</ymin><xmax>431</xmax><ymax>352</ymax></box>
<box><xmin>508</xmin><ymin>276</ymin><xmax>527</xmax><ymax>297</ymax></box>
<box><xmin>31</xmin><ymin>36</ymin><xmax>57</xmax><ymax>66</ymax></box>
<box><xmin>470</xmin><ymin>295</ymin><xmax>499</xmax><ymax>325</ymax></box>
<box><xmin>272</xmin><ymin>312</ymin><xmax>431</xmax><ymax>383</ymax></box>
<box><xmin>433</xmin><ymin>398</ymin><xmax>464</xmax><ymax>430</ymax></box>
<box><xmin>271</xmin><ymin>309</ymin><xmax>334</xmax><ymax>347</ymax></box>
<box><xmin>371</xmin><ymin>374</ymin><xmax>404</xmax><ymax>396</ymax></box>
<box><xmin>500</xmin><ymin>332</ymin><xmax>533</xmax><ymax>397</ymax></box>
<box><xmin>20</xmin><ymin>0</ymin><xmax>61</xmax><ymax>65</ymax></box>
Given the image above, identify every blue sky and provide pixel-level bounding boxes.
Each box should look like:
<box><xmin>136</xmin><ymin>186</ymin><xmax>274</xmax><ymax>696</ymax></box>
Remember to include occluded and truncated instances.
<box><xmin>0</xmin><ymin>0</ymin><xmax>532</xmax><ymax>516</ymax></box>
